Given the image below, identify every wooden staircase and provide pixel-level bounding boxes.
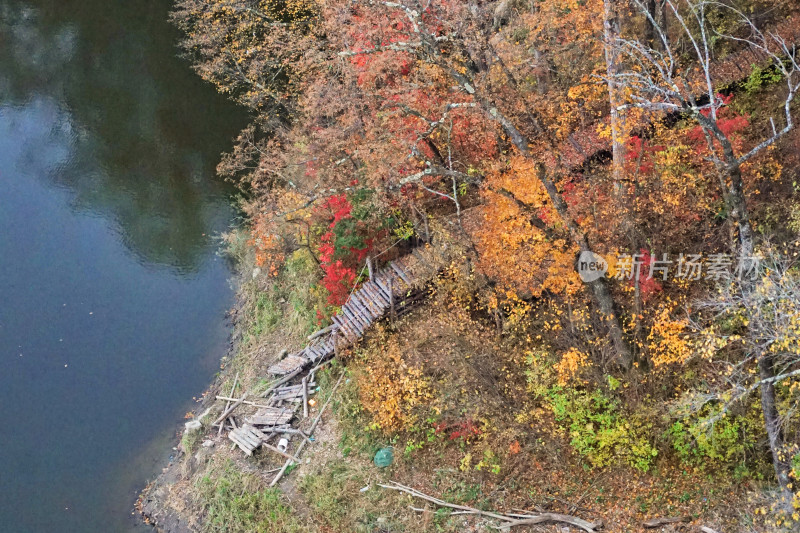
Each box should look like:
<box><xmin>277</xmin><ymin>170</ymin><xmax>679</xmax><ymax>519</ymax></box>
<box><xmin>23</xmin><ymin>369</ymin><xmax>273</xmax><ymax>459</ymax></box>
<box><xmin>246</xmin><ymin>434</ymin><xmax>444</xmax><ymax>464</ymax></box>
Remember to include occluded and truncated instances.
<box><xmin>266</xmin><ymin>246</ymin><xmax>437</xmax><ymax>376</ymax></box>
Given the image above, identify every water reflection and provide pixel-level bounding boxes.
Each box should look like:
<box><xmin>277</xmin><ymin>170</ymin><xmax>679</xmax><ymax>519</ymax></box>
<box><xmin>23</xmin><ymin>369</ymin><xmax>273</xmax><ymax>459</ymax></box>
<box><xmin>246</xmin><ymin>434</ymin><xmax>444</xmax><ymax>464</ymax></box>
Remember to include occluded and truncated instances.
<box><xmin>0</xmin><ymin>0</ymin><xmax>247</xmax><ymax>272</ymax></box>
<box><xmin>0</xmin><ymin>1</ymin><xmax>247</xmax><ymax>532</ymax></box>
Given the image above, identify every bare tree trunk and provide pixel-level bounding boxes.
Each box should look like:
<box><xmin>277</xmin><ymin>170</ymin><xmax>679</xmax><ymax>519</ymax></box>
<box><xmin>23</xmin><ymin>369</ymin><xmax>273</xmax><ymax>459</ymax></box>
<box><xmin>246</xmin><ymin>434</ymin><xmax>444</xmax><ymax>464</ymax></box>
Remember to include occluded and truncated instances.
<box><xmin>644</xmin><ymin>0</ymin><xmax>657</xmax><ymax>45</ymax></box>
<box><xmin>725</xmin><ymin>164</ymin><xmax>755</xmax><ymax>260</ymax></box>
<box><xmin>603</xmin><ymin>0</ymin><xmax>627</xmax><ymax>186</ymax></box>
<box><xmin>540</xmin><ymin>172</ymin><xmax>633</xmax><ymax>370</ymax></box>
<box><xmin>644</xmin><ymin>0</ymin><xmax>667</xmax><ymax>49</ymax></box>
<box><xmin>759</xmin><ymin>355</ymin><xmax>793</xmax><ymax>507</ymax></box>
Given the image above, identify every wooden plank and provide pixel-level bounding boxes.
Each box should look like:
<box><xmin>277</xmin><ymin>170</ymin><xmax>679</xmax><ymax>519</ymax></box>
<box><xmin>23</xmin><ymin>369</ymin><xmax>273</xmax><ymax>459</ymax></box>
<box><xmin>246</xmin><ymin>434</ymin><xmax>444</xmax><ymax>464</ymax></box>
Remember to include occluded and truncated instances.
<box><xmin>310</xmin><ymin>344</ymin><xmax>323</xmax><ymax>360</ymax></box>
<box><xmin>336</xmin><ymin>315</ymin><xmax>358</xmax><ymax>342</ymax></box>
<box><xmin>346</xmin><ymin>299</ymin><xmax>370</xmax><ymax>330</ymax></box>
<box><xmin>246</xmin><ymin>407</ymin><xmax>294</xmax><ymax>427</ymax></box>
<box><xmin>248</xmin><ymin>425</ymin><xmax>272</xmax><ymax>443</ymax></box>
<box><xmin>384</xmin><ymin>272</ymin><xmax>401</xmax><ymax>295</ymax></box>
<box><xmin>272</xmin><ymin>386</ymin><xmax>314</xmax><ymax>400</ymax></box>
<box><xmin>248</xmin><ymin>413</ymin><xmax>291</xmax><ymax>426</ymax></box>
<box><xmin>352</xmin><ymin>293</ymin><xmax>378</xmax><ymax>321</ymax></box>
<box><xmin>238</xmin><ymin>427</ymin><xmax>261</xmax><ymax>448</ymax></box>
<box><xmin>351</xmin><ymin>291</ymin><xmax>375</xmax><ymax>319</ymax></box>
<box><xmin>362</xmin><ymin>286</ymin><xmax>384</xmax><ymax>310</ymax></box>
<box><xmin>332</xmin><ymin>315</ymin><xmax>358</xmax><ymax>341</ymax></box>
<box><xmin>305</xmin><ymin>346</ymin><xmax>319</xmax><ymax>362</ymax></box>
<box><xmin>272</xmin><ymin>389</ymin><xmax>302</xmax><ymax>401</ymax></box>
<box><xmin>302</xmin><ymin>377</ymin><xmax>309</xmax><ymax>418</ymax></box>
<box><xmin>229</xmin><ymin>431</ymin><xmax>254</xmax><ymax>455</ymax></box>
<box><xmin>337</xmin><ymin>306</ymin><xmax>358</xmax><ymax>334</ymax></box>
<box><xmin>274</xmin><ymin>384</ymin><xmax>309</xmax><ymax>392</ymax></box>
<box><xmin>346</xmin><ymin>294</ymin><xmax>366</xmax><ymax>317</ymax></box>
<box><xmin>312</xmin><ymin>340</ymin><xmax>327</xmax><ymax>357</ymax></box>
<box><xmin>341</xmin><ymin>315</ymin><xmax>364</xmax><ymax>338</ymax></box>
<box><xmin>367</xmin><ymin>281</ymin><xmax>391</xmax><ymax>306</ymax></box>
<box><xmin>375</xmin><ymin>278</ymin><xmax>393</xmax><ymax>301</ymax></box>
<box><xmin>388</xmin><ymin>277</ymin><xmax>396</xmax><ymax>320</ymax></box>
<box><xmin>391</xmin><ymin>262</ymin><xmax>413</xmax><ymax>285</ymax></box>
<box><xmin>330</xmin><ymin>315</ymin><xmax>351</xmax><ymax>339</ymax></box>
<box><xmin>254</xmin><ymin>406</ymin><xmax>293</xmax><ymax>417</ymax></box>
<box><xmin>360</xmin><ymin>282</ymin><xmax>384</xmax><ymax>309</ymax></box>
<box><xmin>230</xmin><ymin>439</ymin><xmax>253</xmax><ymax>456</ymax></box>
<box><xmin>342</xmin><ymin>303</ymin><xmax>368</xmax><ymax>332</ymax></box>
<box><xmin>274</xmin><ymin>383</ymin><xmax>315</xmax><ymax>394</ymax></box>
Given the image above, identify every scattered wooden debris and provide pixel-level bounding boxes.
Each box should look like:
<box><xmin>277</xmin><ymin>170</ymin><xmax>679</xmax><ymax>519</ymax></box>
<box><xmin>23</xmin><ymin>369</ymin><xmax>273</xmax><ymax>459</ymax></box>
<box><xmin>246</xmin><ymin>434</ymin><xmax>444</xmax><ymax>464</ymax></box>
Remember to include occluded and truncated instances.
<box><xmin>245</xmin><ymin>407</ymin><xmax>294</xmax><ymax>428</ymax></box>
<box><xmin>228</xmin><ymin>424</ymin><xmax>268</xmax><ymax>456</ymax></box>
<box><xmin>215</xmin><ymin>396</ymin><xmax>271</xmax><ymax>409</ymax></box>
<box><xmin>377</xmin><ymin>481</ymin><xmax>602</xmax><ymax>532</ymax></box>
<box><xmin>301</xmin><ymin>376</ymin><xmax>309</xmax><ymax>418</ymax></box>
<box><xmin>215</xmin><ymin>250</ymin><xmax>439</xmax><ymax>478</ymax></box>
<box><xmin>269</xmin><ymin>371</ymin><xmax>346</xmax><ymax>487</ymax></box>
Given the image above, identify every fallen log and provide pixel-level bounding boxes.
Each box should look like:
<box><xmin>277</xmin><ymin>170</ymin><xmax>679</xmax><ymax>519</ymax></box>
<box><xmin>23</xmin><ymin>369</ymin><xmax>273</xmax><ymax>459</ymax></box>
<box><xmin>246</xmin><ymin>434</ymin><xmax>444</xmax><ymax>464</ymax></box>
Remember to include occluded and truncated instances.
<box><xmin>377</xmin><ymin>481</ymin><xmax>602</xmax><ymax>532</ymax></box>
<box><xmin>307</xmin><ymin>324</ymin><xmax>335</xmax><ymax>341</ymax></box>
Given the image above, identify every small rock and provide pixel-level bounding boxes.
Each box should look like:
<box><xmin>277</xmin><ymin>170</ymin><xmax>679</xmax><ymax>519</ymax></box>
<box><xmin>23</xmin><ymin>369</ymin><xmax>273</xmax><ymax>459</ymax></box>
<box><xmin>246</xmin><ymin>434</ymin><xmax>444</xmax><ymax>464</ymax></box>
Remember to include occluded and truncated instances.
<box><xmin>201</xmin><ymin>440</ymin><xmax>215</xmax><ymax>448</ymax></box>
<box><xmin>252</xmin><ymin>267</ymin><xmax>261</xmax><ymax>279</ymax></box>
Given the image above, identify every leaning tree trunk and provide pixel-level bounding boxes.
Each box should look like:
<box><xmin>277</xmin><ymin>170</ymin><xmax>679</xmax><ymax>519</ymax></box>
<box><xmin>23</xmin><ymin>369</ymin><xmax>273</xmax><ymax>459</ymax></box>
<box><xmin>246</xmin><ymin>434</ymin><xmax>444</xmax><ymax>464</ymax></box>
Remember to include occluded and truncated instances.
<box><xmin>589</xmin><ymin>275</ymin><xmax>633</xmax><ymax>369</ymax></box>
<box><xmin>442</xmin><ymin>57</ymin><xmax>634</xmax><ymax>370</ymax></box>
<box><xmin>759</xmin><ymin>354</ymin><xmax>793</xmax><ymax>508</ymax></box>
<box><xmin>541</xmin><ymin>170</ymin><xmax>634</xmax><ymax>370</ymax></box>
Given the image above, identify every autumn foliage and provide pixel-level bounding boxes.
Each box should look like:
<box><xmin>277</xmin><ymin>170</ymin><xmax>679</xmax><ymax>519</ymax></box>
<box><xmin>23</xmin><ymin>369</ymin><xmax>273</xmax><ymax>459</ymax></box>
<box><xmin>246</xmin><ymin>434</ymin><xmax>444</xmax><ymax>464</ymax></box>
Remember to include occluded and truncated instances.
<box><xmin>175</xmin><ymin>0</ymin><xmax>800</xmax><ymax>526</ymax></box>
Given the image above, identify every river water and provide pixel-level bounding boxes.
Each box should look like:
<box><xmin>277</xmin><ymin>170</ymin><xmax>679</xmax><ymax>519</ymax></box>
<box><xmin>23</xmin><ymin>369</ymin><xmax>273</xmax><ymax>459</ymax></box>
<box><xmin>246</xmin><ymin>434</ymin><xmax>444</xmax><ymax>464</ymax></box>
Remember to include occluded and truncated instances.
<box><xmin>0</xmin><ymin>1</ymin><xmax>247</xmax><ymax>531</ymax></box>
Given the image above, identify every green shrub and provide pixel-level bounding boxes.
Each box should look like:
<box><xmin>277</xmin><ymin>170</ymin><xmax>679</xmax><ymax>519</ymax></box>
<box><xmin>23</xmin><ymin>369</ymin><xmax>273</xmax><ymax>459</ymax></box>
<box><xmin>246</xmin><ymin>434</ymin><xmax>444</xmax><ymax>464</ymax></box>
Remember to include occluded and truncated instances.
<box><xmin>743</xmin><ymin>63</ymin><xmax>784</xmax><ymax>94</ymax></box>
<box><xmin>666</xmin><ymin>402</ymin><xmax>763</xmax><ymax>477</ymax></box>
<box><xmin>546</xmin><ymin>387</ymin><xmax>658</xmax><ymax>472</ymax></box>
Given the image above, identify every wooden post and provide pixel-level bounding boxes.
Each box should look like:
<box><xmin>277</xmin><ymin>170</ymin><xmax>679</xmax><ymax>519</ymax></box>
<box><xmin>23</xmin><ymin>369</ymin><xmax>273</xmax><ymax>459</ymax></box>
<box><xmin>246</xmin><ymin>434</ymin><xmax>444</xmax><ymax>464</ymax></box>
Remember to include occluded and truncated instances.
<box><xmin>218</xmin><ymin>372</ymin><xmax>239</xmax><ymax>437</ymax></box>
<box><xmin>367</xmin><ymin>256</ymin><xmax>374</xmax><ymax>281</ymax></box>
<box><xmin>302</xmin><ymin>376</ymin><xmax>309</xmax><ymax>418</ymax></box>
<box><xmin>388</xmin><ymin>277</ymin><xmax>396</xmax><ymax>322</ymax></box>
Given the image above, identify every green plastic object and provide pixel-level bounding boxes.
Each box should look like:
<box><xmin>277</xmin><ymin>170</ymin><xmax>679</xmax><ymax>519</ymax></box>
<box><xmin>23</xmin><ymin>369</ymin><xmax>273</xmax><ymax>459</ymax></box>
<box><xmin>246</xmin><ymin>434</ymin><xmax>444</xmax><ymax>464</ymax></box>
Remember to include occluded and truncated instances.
<box><xmin>373</xmin><ymin>447</ymin><xmax>394</xmax><ymax>468</ymax></box>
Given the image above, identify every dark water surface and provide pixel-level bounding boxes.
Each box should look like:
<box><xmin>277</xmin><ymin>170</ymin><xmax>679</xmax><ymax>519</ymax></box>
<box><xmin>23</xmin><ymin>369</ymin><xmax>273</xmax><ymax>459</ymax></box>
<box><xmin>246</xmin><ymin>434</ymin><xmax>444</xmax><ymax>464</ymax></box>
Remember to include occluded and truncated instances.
<box><xmin>0</xmin><ymin>1</ymin><xmax>247</xmax><ymax>531</ymax></box>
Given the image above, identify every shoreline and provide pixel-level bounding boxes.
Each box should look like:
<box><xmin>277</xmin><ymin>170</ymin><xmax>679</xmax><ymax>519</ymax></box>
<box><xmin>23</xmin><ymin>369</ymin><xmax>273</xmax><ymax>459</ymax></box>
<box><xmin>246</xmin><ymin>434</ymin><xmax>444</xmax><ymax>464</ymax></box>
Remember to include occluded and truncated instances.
<box><xmin>137</xmin><ymin>288</ymin><xmax>245</xmax><ymax>532</ymax></box>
